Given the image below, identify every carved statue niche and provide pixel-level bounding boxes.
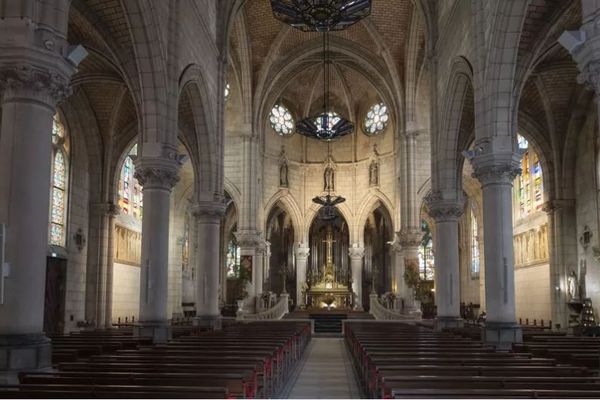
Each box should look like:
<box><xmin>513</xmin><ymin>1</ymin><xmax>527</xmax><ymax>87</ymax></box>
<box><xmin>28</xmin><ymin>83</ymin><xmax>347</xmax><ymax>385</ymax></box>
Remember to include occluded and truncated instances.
<box><xmin>369</xmin><ymin>159</ymin><xmax>379</xmax><ymax>187</ymax></box>
<box><xmin>369</xmin><ymin>144</ymin><xmax>380</xmax><ymax>187</ymax></box>
<box><xmin>279</xmin><ymin>146</ymin><xmax>288</xmax><ymax>188</ymax></box>
<box><xmin>567</xmin><ymin>269</ymin><xmax>580</xmax><ymax>302</ymax></box>
<box><xmin>324</xmin><ymin>158</ymin><xmax>335</xmax><ymax>191</ymax></box>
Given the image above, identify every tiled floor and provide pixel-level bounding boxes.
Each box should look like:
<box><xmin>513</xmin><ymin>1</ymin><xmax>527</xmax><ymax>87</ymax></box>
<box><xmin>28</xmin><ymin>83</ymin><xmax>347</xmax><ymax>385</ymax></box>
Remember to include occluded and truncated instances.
<box><xmin>285</xmin><ymin>338</ymin><xmax>361</xmax><ymax>399</ymax></box>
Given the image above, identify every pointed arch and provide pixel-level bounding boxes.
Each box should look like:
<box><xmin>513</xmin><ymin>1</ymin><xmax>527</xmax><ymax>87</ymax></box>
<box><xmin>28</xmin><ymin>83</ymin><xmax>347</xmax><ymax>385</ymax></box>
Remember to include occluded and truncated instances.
<box><xmin>263</xmin><ymin>190</ymin><xmax>303</xmax><ymax>243</ymax></box>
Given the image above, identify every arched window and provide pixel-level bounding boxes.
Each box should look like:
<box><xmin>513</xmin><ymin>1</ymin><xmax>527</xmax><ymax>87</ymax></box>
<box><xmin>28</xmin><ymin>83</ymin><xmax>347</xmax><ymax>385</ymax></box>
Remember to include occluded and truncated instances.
<box><xmin>470</xmin><ymin>208</ymin><xmax>480</xmax><ymax>278</ymax></box>
<box><xmin>515</xmin><ymin>134</ymin><xmax>543</xmax><ymax>218</ymax></box>
<box><xmin>224</xmin><ymin>82</ymin><xmax>231</xmax><ymax>102</ymax></box>
<box><xmin>226</xmin><ymin>233</ymin><xmax>240</xmax><ymax>278</ymax></box>
<box><xmin>49</xmin><ymin>113</ymin><xmax>69</xmax><ymax>247</ymax></box>
<box><xmin>269</xmin><ymin>104</ymin><xmax>295</xmax><ymax>136</ymax></box>
<box><xmin>418</xmin><ymin>220</ymin><xmax>434</xmax><ymax>280</ymax></box>
<box><xmin>363</xmin><ymin>102</ymin><xmax>389</xmax><ymax>136</ymax></box>
<box><xmin>118</xmin><ymin>144</ymin><xmax>143</xmax><ymax>220</ymax></box>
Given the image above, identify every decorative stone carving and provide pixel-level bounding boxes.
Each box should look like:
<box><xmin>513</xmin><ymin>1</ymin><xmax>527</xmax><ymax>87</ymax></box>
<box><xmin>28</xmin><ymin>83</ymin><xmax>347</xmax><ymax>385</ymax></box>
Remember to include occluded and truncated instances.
<box><xmin>0</xmin><ymin>64</ymin><xmax>72</xmax><ymax>104</ymax></box>
<box><xmin>192</xmin><ymin>201</ymin><xmax>226</xmax><ymax>224</ymax></box>
<box><xmin>279</xmin><ymin>146</ymin><xmax>289</xmax><ymax>188</ymax></box>
<box><xmin>369</xmin><ymin>159</ymin><xmax>379</xmax><ymax>187</ymax></box>
<box><xmin>348</xmin><ymin>245</ymin><xmax>365</xmax><ymax>260</ymax></box>
<box><xmin>114</xmin><ymin>225</ymin><xmax>142</xmax><ymax>266</ymax></box>
<box><xmin>513</xmin><ymin>224</ymin><xmax>549</xmax><ymax>267</ymax></box>
<box><xmin>398</xmin><ymin>228</ymin><xmax>422</xmax><ymax>248</ymax></box>
<box><xmin>425</xmin><ymin>192</ymin><xmax>465</xmax><ymax>222</ymax></box>
<box><xmin>323</xmin><ymin>154</ymin><xmax>336</xmax><ymax>191</ymax></box>
<box><xmin>472</xmin><ymin>162</ymin><xmax>521</xmax><ymax>186</ymax></box>
<box><xmin>134</xmin><ymin>166</ymin><xmax>179</xmax><ymax>190</ymax></box>
<box><xmin>295</xmin><ymin>243</ymin><xmax>310</xmax><ymax>259</ymax></box>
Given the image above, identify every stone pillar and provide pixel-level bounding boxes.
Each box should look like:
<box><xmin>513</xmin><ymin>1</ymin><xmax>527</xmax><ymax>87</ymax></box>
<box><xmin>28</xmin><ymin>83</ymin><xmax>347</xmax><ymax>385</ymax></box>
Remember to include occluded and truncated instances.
<box><xmin>133</xmin><ymin>159</ymin><xmax>180</xmax><ymax>342</ymax></box>
<box><xmin>235</xmin><ymin>231</ymin><xmax>265</xmax><ymax>302</ymax></box>
<box><xmin>193</xmin><ymin>201</ymin><xmax>225</xmax><ymax>330</ymax></box>
<box><xmin>398</xmin><ymin>230</ymin><xmax>422</xmax><ymax>314</ymax></box>
<box><xmin>472</xmin><ymin>155</ymin><xmax>523</xmax><ymax>348</ymax></box>
<box><xmin>0</xmin><ymin>63</ymin><xmax>74</xmax><ymax>372</ymax></box>
<box><xmin>349</xmin><ymin>245</ymin><xmax>365</xmax><ymax>310</ymax></box>
<box><xmin>390</xmin><ymin>242</ymin><xmax>406</xmax><ymax>305</ymax></box>
<box><xmin>427</xmin><ymin>195</ymin><xmax>464</xmax><ymax>330</ymax></box>
<box><xmin>104</xmin><ymin>204</ymin><xmax>119</xmax><ymax>329</ymax></box>
<box><xmin>295</xmin><ymin>243</ymin><xmax>310</xmax><ymax>308</ymax></box>
<box><xmin>544</xmin><ymin>199</ymin><xmax>576</xmax><ymax>330</ymax></box>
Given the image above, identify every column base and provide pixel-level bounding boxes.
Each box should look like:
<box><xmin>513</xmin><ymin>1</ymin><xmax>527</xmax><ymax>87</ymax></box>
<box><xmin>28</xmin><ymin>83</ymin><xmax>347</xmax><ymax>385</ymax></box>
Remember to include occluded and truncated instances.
<box><xmin>0</xmin><ymin>334</ymin><xmax>52</xmax><ymax>379</ymax></box>
<box><xmin>482</xmin><ymin>322</ymin><xmax>523</xmax><ymax>350</ymax></box>
<box><xmin>434</xmin><ymin>316</ymin><xmax>464</xmax><ymax>331</ymax></box>
<box><xmin>133</xmin><ymin>323</ymin><xmax>172</xmax><ymax>343</ymax></box>
<box><xmin>193</xmin><ymin>315</ymin><xmax>222</xmax><ymax>333</ymax></box>
<box><xmin>354</xmin><ymin>305</ymin><xmax>364</xmax><ymax>312</ymax></box>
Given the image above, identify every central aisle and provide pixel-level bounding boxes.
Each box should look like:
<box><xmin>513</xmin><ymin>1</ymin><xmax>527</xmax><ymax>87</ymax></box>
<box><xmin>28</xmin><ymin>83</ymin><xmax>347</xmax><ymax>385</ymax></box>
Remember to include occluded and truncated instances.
<box><xmin>285</xmin><ymin>338</ymin><xmax>361</xmax><ymax>399</ymax></box>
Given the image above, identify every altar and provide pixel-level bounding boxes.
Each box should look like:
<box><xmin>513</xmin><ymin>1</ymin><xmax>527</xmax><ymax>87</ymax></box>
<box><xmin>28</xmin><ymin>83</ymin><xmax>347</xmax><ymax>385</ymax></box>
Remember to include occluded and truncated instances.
<box><xmin>306</xmin><ymin>225</ymin><xmax>352</xmax><ymax>309</ymax></box>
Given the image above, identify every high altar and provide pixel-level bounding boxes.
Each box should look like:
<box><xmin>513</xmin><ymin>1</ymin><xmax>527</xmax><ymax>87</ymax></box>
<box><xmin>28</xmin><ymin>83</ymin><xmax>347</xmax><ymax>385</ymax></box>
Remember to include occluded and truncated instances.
<box><xmin>306</xmin><ymin>225</ymin><xmax>352</xmax><ymax>309</ymax></box>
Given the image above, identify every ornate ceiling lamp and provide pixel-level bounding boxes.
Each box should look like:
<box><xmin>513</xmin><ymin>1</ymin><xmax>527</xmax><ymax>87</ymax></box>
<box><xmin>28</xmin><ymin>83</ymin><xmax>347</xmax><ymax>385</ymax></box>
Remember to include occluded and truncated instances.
<box><xmin>270</xmin><ymin>0</ymin><xmax>372</xmax><ymax>32</ymax></box>
<box><xmin>271</xmin><ymin>0</ymin><xmax>371</xmax><ymax>142</ymax></box>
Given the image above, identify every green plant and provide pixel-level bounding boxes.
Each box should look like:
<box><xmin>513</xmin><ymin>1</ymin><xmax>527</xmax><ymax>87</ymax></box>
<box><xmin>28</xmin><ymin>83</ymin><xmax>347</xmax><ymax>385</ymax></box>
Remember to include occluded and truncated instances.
<box><xmin>403</xmin><ymin>263</ymin><xmax>429</xmax><ymax>302</ymax></box>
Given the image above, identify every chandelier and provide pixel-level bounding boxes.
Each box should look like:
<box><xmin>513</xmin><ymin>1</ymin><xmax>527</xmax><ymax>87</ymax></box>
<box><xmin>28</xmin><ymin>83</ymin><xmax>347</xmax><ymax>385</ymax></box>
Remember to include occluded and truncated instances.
<box><xmin>270</xmin><ymin>0</ymin><xmax>372</xmax><ymax>32</ymax></box>
<box><xmin>297</xmin><ymin>30</ymin><xmax>354</xmax><ymax>141</ymax></box>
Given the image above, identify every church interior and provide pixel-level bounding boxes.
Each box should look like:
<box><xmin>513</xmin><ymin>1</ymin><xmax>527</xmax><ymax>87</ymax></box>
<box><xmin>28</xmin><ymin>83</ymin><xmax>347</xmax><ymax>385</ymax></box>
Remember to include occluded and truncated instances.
<box><xmin>2</xmin><ymin>0</ymin><xmax>600</xmax><ymax>398</ymax></box>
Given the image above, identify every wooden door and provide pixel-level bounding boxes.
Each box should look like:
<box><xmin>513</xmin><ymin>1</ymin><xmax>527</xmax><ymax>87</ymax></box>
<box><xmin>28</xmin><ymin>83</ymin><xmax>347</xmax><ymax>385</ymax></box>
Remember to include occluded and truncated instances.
<box><xmin>44</xmin><ymin>257</ymin><xmax>67</xmax><ymax>335</ymax></box>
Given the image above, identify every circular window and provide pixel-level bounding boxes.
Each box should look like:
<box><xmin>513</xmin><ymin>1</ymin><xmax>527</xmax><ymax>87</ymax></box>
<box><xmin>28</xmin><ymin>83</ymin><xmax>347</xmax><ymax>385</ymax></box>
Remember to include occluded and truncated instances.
<box><xmin>269</xmin><ymin>104</ymin><xmax>295</xmax><ymax>136</ymax></box>
<box><xmin>363</xmin><ymin>103</ymin><xmax>389</xmax><ymax>136</ymax></box>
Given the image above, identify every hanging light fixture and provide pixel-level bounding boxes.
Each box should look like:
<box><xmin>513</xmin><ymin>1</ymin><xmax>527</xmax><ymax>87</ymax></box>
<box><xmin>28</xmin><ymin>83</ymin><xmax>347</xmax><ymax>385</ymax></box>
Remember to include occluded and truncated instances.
<box><xmin>270</xmin><ymin>0</ymin><xmax>372</xmax><ymax>32</ymax></box>
<box><xmin>296</xmin><ymin>29</ymin><xmax>354</xmax><ymax>141</ymax></box>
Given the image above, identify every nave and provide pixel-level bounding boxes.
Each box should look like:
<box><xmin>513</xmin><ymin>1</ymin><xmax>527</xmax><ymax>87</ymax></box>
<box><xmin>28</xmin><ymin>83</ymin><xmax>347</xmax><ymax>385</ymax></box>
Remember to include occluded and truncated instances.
<box><xmin>2</xmin><ymin>318</ymin><xmax>600</xmax><ymax>399</ymax></box>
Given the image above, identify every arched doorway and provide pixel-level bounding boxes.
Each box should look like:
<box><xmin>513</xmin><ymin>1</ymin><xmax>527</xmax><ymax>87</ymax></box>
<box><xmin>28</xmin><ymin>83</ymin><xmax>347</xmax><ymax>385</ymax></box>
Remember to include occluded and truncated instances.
<box><xmin>362</xmin><ymin>202</ymin><xmax>393</xmax><ymax>309</ymax></box>
<box><xmin>266</xmin><ymin>203</ymin><xmax>296</xmax><ymax>301</ymax></box>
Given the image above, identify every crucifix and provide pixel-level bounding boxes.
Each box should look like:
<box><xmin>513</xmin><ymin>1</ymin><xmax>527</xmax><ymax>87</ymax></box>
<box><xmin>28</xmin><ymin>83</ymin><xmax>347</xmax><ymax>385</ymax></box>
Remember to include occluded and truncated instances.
<box><xmin>322</xmin><ymin>225</ymin><xmax>336</xmax><ymax>285</ymax></box>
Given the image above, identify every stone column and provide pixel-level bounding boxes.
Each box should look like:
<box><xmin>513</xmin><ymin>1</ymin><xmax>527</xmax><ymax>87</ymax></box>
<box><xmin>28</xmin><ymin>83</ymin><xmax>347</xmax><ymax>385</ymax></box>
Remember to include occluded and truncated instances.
<box><xmin>427</xmin><ymin>195</ymin><xmax>464</xmax><ymax>329</ymax></box>
<box><xmin>398</xmin><ymin>230</ymin><xmax>422</xmax><ymax>314</ymax></box>
<box><xmin>472</xmin><ymin>155</ymin><xmax>523</xmax><ymax>348</ymax></box>
<box><xmin>133</xmin><ymin>158</ymin><xmax>180</xmax><ymax>342</ymax></box>
<box><xmin>104</xmin><ymin>204</ymin><xmax>119</xmax><ymax>329</ymax></box>
<box><xmin>543</xmin><ymin>199</ymin><xmax>576</xmax><ymax>330</ymax></box>
<box><xmin>193</xmin><ymin>201</ymin><xmax>225</xmax><ymax>330</ymax></box>
<box><xmin>390</xmin><ymin>241</ymin><xmax>406</xmax><ymax>305</ymax></box>
<box><xmin>295</xmin><ymin>243</ymin><xmax>310</xmax><ymax>308</ymax></box>
<box><xmin>235</xmin><ymin>231</ymin><xmax>265</xmax><ymax>302</ymax></box>
<box><xmin>0</xmin><ymin>63</ymin><xmax>74</xmax><ymax>372</ymax></box>
<box><xmin>349</xmin><ymin>245</ymin><xmax>365</xmax><ymax>311</ymax></box>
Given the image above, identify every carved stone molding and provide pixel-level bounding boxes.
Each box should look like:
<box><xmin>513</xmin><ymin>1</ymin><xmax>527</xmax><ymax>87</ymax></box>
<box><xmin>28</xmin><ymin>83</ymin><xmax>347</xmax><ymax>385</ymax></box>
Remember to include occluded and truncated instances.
<box><xmin>192</xmin><ymin>201</ymin><xmax>226</xmax><ymax>224</ymax></box>
<box><xmin>90</xmin><ymin>202</ymin><xmax>120</xmax><ymax>218</ymax></box>
<box><xmin>349</xmin><ymin>244</ymin><xmax>365</xmax><ymax>259</ymax></box>
<box><xmin>425</xmin><ymin>192</ymin><xmax>464</xmax><ymax>222</ymax></box>
<box><xmin>295</xmin><ymin>244</ymin><xmax>310</xmax><ymax>259</ymax></box>
<box><xmin>576</xmin><ymin>60</ymin><xmax>600</xmax><ymax>93</ymax></box>
<box><xmin>0</xmin><ymin>63</ymin><xmax>72</xmax><ymax>104</ymax></box>
<box><xmin>398</xmin><ymin>228</ymin><xmax>422</xmax><ymax>248</ymax></box>
<box><xmin>542</xmin><ymin>199</ymin><xmax>576</xmax><ymax>214</ymax></box>
<box><xmin>134</xmin><ymin>157</ymin><xmax>180</xmax><ymax>191</ymax></box>
<box><xmin>472</xmin><ymin>162</ymin><xmax>521</xmax><ymax>186</ymax></box>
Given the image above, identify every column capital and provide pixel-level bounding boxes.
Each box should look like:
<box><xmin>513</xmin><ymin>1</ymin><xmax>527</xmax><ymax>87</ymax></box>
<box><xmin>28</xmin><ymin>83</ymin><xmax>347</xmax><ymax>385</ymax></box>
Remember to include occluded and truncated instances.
<box><xmin>134</xmin><ymin>157</ymin><xmax>180</xmax><ymax>191</ymax></box>
<box><xmin>0</xmin><ymin>63</ymin><xmax>73</xmax><ymax>105</ymax></box>
<box><xmin>398</xmin><ymin>228</ymin><xmax>422</xmax><ymax>248</ymax></box>
<box><xmin>234</xmin><ymin>230</ymin><xmax>264</xmax><ymax>248</ymax></box>
<box><xmin>559</xmin><ymin>27</ymin><xmax>600</xmax><ymax>94</ymax></box>
<box><xmin>295</xmin><ymin>243</ymin><xmax>310</xmax><ymax>259</ymax></box>
<box><xmin>192</xmin><ymin>201</ymin><xmax>226</xmax><ymax>224</ymax></box>
<box><xmin>425</xmin><ymin>192</ymin><xmax>465</xmax><ymax>222</ymax></box>
<box><xmin>349</xmin><ymin>244</ymin><xmax>365</xmax><ymax>259</ymax></box>
<box><xmin>542</xmin><ymin>199</ymin><xmax>576</xmax><ymax>214</ymax></box>
<box><xmin>470</xmin><ymin>152</ymin><xmax>521</xmax><ymax>187</ymax></box>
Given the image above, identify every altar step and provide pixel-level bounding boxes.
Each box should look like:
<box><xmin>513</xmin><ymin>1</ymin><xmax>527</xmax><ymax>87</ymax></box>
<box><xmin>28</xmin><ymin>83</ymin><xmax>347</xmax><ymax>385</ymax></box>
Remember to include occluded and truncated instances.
<box><xmin>311</xmin><ymin>313</ymin><xmax>347</xmax><ymax>334</ymax></box>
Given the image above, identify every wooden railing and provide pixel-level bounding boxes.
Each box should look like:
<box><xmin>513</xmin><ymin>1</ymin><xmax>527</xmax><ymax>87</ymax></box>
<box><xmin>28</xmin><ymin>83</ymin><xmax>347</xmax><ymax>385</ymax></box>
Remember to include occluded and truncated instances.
<box><xmin>369</xmin><ymin>294</ymin><xmax>422</xmax><ymax>320</ymax></box>
<box><xmin>237</xmin><ymin>293</ymin><xmax>290</xmax><ymax>321</ymax></box>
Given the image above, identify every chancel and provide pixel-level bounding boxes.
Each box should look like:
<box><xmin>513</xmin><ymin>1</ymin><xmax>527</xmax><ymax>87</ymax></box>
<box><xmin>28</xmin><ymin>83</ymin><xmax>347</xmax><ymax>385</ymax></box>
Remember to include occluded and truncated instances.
<box><xmin>3</xmin><ymin>0</ymin><xmax>600</xmax><ymax>399</ymax></box>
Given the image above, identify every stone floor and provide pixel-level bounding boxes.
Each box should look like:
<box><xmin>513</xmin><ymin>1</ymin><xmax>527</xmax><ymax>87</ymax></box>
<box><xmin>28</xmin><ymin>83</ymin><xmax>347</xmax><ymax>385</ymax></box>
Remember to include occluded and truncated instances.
<box><xmin>283</xmin><ymin>338</ymin><xmax>361</xmax><ymax>399</ymax></box>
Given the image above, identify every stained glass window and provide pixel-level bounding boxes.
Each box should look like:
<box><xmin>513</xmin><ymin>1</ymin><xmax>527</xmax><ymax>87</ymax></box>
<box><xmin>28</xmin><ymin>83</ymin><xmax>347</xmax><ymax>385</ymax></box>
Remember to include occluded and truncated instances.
<box><xmin>418</xmin><ymin>220</ymin><xmax>434</xmax><ymax>281</ymax></box>
<box><xmin>470</xmin><ymin>208</ymin><xmax>480</xmax><ymax>278</ymax></box>
<box><xmin>226</xmin><ymin>234</ymin><xmax>241</xmax><ymax>278</ymax></box>
<box><xmin>49</xmin><ymin>114</ymin><xmax>68</xmax><ymax>247</ymax></box>
<box><xmin>514</xmin><ymin>134</ymin><xmax>543</xmax><ymax>219</ymax></box>
<box><xmin>270</xmin><ymin>104</ymin><xmax>295</xmax><ymax>136</ymax></box>
<box><xmin>118</xmin><ymin>144</ymin><xmax>143</xmax><ymax>220</ymax></box>
<box><xmin>363</xmin><ymin>102</ymin><xmax>389</xmax><ymax>136</ymax></box>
